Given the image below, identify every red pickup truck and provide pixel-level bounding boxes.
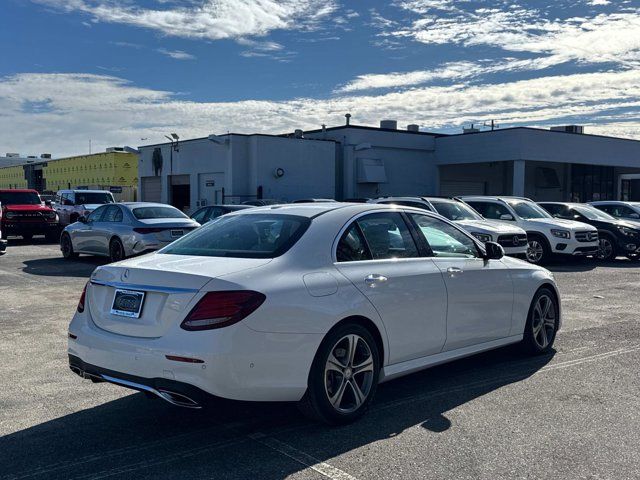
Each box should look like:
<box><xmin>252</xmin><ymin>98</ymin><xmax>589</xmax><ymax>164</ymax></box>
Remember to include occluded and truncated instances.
<box><xmin>0</xmin><ymin>189</ymin><xmax>59</xmax><ymax>241</ymax></box>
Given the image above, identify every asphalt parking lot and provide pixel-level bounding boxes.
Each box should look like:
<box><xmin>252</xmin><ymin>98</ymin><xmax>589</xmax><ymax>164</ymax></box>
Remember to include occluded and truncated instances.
<box><xmin>1</xmin><ymin>240</ymin><xmax>639</xmax><ymax>480</ymax></box>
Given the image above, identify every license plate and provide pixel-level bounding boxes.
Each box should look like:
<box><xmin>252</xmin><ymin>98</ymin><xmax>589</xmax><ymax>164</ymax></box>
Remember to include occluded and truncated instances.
<box><xmin>111</xmin><ymin>289</ymin><xmax>145</xmax><ymax>318</ymax></box>
<box><xmin>171</xmin><ymin>229</ymin><xmax>184</xmax><ymax>238</ymax></box>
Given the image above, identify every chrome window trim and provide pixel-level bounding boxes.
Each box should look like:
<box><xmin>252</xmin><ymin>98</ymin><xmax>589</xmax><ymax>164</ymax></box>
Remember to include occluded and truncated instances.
<box><xmin>90</xmin><ymin>279</ymin><xmax>199</xmax><ymax>294</ymax></box>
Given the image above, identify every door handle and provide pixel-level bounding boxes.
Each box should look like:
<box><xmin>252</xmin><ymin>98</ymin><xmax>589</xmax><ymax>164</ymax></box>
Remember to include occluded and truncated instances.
<box><xmin>446</xmin><ymin>267</ymin><xmax>464</xmax><ymax>276</ymax></box>
<box><xmin>364</xmin><ymin>274</ymin><xmax>388</xmax><ymax>287</ymax></box>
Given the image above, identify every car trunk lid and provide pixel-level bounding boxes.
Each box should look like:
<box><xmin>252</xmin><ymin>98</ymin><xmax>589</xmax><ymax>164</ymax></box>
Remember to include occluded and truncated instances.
<box><xmin>88</xmin><ymin>254</ymin><xmax>271</xmax><ymax>338</ymax></box>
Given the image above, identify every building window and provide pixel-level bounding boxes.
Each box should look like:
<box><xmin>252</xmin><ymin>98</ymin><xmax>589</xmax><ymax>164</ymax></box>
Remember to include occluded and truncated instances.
<box><xmin>570</xmin><ymin>164</ymin><xmax>614</xmax><ymax>202</ymax></box>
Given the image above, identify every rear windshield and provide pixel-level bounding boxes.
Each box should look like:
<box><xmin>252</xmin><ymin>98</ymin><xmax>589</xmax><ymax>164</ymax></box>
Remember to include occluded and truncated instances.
<box><xmin>161</xmin><ymin>214</ymin><xmax>310</xmax><ymax>258</ymax></box>
<box><xmin>75</xmin><ymin>192</ymin><xmax>114</xmax><ymax>205</ymax></box>
<box><xmin>132</xmin><ymin>206</ymin><xmax>188</xmax><ymax>219</ymax></box>
<box><xmin>0</xmin><ymin>191</ymin><xmax>41</xmax><ymax>205</ymax></box>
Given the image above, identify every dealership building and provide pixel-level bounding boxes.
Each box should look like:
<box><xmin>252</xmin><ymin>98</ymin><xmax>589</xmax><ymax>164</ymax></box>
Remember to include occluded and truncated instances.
<box><xmin>137</xmin><ymin>121</ymin><xmax>640</xmax><ymax>210</ymax></box>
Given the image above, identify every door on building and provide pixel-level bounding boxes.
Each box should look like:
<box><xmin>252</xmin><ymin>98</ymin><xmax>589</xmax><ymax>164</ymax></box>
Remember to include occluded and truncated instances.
<box><xmin>141</xmin><ymin>177</ymin><xmax>161</xmax><ymax>202</ymax></box>
<box><xmin>170</xmin><ymin>175</ymin><xmax>191</xmax><ymax>212</ymax></box>
<box><xmin>198</xmin><ymin>173</ymin><xmax>225</xmax><ymax>207</ymax></box>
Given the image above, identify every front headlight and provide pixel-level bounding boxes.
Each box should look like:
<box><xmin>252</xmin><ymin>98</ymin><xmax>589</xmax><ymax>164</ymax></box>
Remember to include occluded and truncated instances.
<box><xmin>44</xmin><ymin>211</ymin><xmax>57</xmax><ymax>220</ymax></box>
<box><xmin>5</xmin><ymin>211</ymin><xmax>16</xmax><ymax>219</ymax></box>
<box><xmin>471</xmin><ymin>232</ymin><xmax>492</xmax><ymax>243</ymax></box>
<box><xmin>551</xmin><ymin>229</ymin><xmax>570</xmax><ymax>239</ymax></box>
<box><xmin>617</xmin><ymin>226</ymin><xmax>637</xmax><ymax>236</ymax></box>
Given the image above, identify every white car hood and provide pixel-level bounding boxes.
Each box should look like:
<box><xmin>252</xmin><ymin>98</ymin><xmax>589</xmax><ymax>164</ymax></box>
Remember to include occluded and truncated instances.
<box><xmin>456</xmin><ymin>219</ymin><xmax>525</xmax><ymax>234</ymax></box>
<box><xmin>526</xmin><ymin>218</ymin><xmax>596</xmax><ymax>231</ymax></box>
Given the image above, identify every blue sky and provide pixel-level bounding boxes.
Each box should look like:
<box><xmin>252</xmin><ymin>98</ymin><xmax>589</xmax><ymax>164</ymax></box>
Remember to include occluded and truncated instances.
<box><xmin>2</xmin><ymin>0</ymin><xmax>640</xmax><ymax>156</ymax></box>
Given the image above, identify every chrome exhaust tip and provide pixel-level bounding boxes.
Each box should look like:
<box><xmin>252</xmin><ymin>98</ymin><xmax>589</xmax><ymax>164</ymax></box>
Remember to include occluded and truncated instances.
<box><xmin>157</xmin><ymin>390</ymin><xmax>201</xmax><ymax>409</ymax></box>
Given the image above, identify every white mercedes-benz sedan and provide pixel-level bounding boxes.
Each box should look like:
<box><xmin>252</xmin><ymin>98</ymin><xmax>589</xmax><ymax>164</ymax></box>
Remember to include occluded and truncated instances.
<box><xmin>68</xmin><ymin>203</ymin><xmax>561</xmax><ymax>424</ymax></box>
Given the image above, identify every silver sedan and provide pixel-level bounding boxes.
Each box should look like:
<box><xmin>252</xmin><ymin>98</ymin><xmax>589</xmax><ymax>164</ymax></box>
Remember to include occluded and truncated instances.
<box><xmin>60</xmin><ymin>202</ymin><xmax>200</xmax><ymax>262</ymax></box>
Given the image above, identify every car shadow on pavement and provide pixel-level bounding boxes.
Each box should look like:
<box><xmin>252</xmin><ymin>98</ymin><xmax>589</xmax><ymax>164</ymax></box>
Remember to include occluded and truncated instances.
<box><xmin>548</xmin><ymin>257</ymin><xmax>640</xmax><ymax>273</ymax></box>
<box><xmin>22</xmin><ymin>256</ymin><xmax>107</xmax><ymax>278</ymax></box>
<box><xmin>0</xmin><ymin>346</ymin><xmax>554</xmax><ymax>480</ymax></box>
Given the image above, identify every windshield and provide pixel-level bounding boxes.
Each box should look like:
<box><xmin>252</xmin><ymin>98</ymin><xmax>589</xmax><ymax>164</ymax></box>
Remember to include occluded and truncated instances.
<box><xmin>75</xmin><ymin>192</ymin><xmax>114</xmax><ymax>205</ymax></box>
<box><xmin>432</xmin><ymin>201</ymin><xmax>482</xmax><ymax>221</ymax></box>
<box><xmin>507</xmin><ymin>200</ymin><xmax>552</xmax><ymax>219</ymax></box>
<box><xmin>161</xmin><ymin>213</ymin><xmax>310</xmax><ymax>258</ymax></box>
<box><xmin>132</xmin><ymin>206</ymin><xmax>188</xmax><ymax>219</ymax></box>
<box><xmin>0</xmin><ymin>191</ymin><xmax>41</xmax><ymax>205</ymax></box>
<box><xmin>574</xmin><ymin>205</ymin><xmax>615</xmax><ymax>221</ymax></box>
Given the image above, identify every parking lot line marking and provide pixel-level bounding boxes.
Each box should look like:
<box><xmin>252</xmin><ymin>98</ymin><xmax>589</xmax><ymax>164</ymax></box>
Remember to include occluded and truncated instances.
<box><xmin>249</xmin><ymin>433</ymin><xmax>358</xmax><ymax>480</ymax></box>
<box><xmin>374</xmin><ymin>345</ymin><xmax>640</xmax><ymax>413</ymax></box>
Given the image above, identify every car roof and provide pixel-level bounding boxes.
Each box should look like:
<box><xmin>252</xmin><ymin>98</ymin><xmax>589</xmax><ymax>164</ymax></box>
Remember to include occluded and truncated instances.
<box><xmin>371</xmin><ymin>196</ymin><xmax>429</xmax><ymax>203</ymax></box>
<box><xmin>59</xmin><ymin>189</ymin><xmax>112</xmax><ymax>194</ymax></box>
<box><xmin>230</xmin><ymin>202</ymin><xmax>434</xmax><ymax>219</ymax></box>
<box><xmin>0</xmin><ymin>189</ymin><xmax>38</xmax><ymax>193</ymax></box>
<box><xmin>460</xmin><ymin>196</ymin><xmax>532</xmax><ymax>202</ymax></box>
<box><xmin>119</xmin><ymin>202</ymin><xmax>177</xmax><ymax>209</ymax></box>
<box><xmin>539</xmin><ymin>202</ymin><xmax>592</xmax><ymax>207</ymax></box>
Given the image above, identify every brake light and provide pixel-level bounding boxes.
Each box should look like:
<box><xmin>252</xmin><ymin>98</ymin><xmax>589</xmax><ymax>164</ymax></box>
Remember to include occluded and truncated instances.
<box><xmin>181</xmin><ymin>291</ymin><xmax>266</xmax><ymax>331</ymax></box>
<box><xmin>133</xmin><ymin>227</ymin><xmax>166</xmax><ymax>234</ymax></box>
<box><xmin>77</xmin><ymin>282</ymin><xmax>88</xmax><ymax>313</ymax></box>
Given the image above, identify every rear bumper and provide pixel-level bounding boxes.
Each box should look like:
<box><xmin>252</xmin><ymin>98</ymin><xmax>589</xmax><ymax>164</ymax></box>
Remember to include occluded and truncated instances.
<box><xmin>68</xmin><ymin>309</ymin><xmax>321</xmax><ymax>403</ymax></box>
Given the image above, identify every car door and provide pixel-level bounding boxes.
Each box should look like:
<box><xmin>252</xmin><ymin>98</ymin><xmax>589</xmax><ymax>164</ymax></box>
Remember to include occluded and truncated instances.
<box><xmin>74</xmin><ymin>205</ymin><xmax>107</xmax><ymax>253</ymax></box>
<box><xmin>334</xmin><ymin>211</ymin><xmax>448</xmax><ymax>364</ymax></box>
<box><xmin>92</xmin><ymin>205</ymin><xmax>122</xmax><ymax>255</ymax></box>
<box><xmin>407</xmin><ymin>212</ymin><xmax>514</xmax><ymax>351</ymax></box>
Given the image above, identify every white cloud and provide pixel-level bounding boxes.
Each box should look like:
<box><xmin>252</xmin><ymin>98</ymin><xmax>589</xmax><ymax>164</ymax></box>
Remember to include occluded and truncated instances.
<box><xmin>33</xmin><ymin>0</ymin><xmax>338</xmax><ymax>41</ymax></box>
<box><xmin>157</xmin><ymin>48</ymin><xmax>195</xmax><ymax>60</ymax></box>
<box><xmin>389</xmin><ymin>4</ymin><xmax>640</xmax><ymax>69</ymax></box>
<box><xmin>2</xmin><ymin>70</ymin><xmax>640</xmax><ymax>156</ymax></box>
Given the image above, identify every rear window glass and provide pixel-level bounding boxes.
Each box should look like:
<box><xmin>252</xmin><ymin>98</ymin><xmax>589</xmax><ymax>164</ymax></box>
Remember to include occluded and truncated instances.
<box><xmin>75</xmin><ymin>192</ymin><xmax>114</xmax><ymax>204</ymax></box>
<box><xmin>161</xmin><ymin>214</ymin><xmax>310</xmax><ymax>258</ymax></box>
<box><xmin>0</xmin><ymin>191</ymin><xmax>41</xmax><ymax>205</ymax></box>
<box><xmin>132</xmin><ymin>206</ymin><xmax>188</xmax><ymax>219</ymax></box>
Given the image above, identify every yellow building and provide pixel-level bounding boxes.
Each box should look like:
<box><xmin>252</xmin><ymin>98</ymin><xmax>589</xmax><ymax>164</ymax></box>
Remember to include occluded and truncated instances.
<box><xmin>43</xmin><ymin>150</ymin><xmax>138</xmax><ymax>195</ymax></box>
<box><xmin>0</xmin><ymin>165</ymin><xmax>28</xmax><ymax>189</ymax></box>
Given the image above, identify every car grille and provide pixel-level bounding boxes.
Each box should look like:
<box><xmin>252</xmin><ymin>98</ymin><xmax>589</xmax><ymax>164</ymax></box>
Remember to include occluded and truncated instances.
<box><xmin>575</xmin><ymin>231</ymin><xmax>598</xmax><ymax>242</ymax></box>
<box><xmin>497</xmin><ymin>234</ymin><xmax>528</xmax><ymax>247</ymax></box>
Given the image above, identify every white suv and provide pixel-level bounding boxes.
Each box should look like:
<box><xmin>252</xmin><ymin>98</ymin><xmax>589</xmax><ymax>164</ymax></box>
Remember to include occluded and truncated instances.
<box><xmin>368</xmin><ymin>197</ymin><xmax>528</xmax><ymax>256</ymax></box>
<box><xmin>460</xmin><ymin>196</ymin><xmax>599</xmax><ymax>264</ymax></box>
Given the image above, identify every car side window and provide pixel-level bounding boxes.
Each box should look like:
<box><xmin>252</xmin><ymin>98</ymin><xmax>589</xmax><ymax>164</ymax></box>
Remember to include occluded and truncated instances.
<box><xmin>210</xmin><ymin>207</ymin><xmax>226</xmax><ymax>219</ymax></box>
<box><xmin>88</xmin><ymin>205</ymin><xmax>107</xmax><ymax>222</ymax></box>
<box><xmin>409</xmin><ymin>213</ymin><xmax>479</xmax><ymax>258</ymax></box>
<box><xmin>357</xmin><ymin>212</ymin><xmax>419</xmax><ymax>260</ymax></box>
<box><xmin>468</xmin><ymin>201</ymin><xmax>512</xmax><ymax>220</ymax></box>
<box><xmin>191</xmin><ymin>207</ymin><xmax>209</xmax><ymax>224</ymax></box>
<box><xmin>336</xmin><ymin>223</ymin><xmax>371</xmax><ymax>262</ymax></box>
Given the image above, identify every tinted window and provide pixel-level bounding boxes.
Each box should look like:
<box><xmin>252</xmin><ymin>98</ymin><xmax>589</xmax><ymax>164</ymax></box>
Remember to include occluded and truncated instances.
<box><xmin>88</xmin><ymin>205</ymin><xmax>108</xmax><ymax>222</ymax></box>
<box><xmin>0</xmin><ymin>191</ymin><xmax>41</xmax><ymax>205</ymax></box>
<box><xmin>132</xmin><ymin>206</ymin><xmax>188</xmax><ymax>219</ymax></box>
<box><xmin>336</xmin><ymin>223</ymin><xmax>371</xmax><ymax>262</ymax></box>
<box><xmin>507</xmin><ymin>200</ymin><xmax>551</xmax><ymax>219</ymax></box>
<box><xmin>161</xmin><ymin>214</ymin><xmax>310</xmax><ymax>258</ymax></box>
<box><xmin>190</xmin><ymin>207</ymin><xmax>209</xmax><ymax>224</ymax></box>
<box><xmin>75</xmin><ymin>192</ymin><xmax>114</xmax><ymax>205</ymax></box>
<box><xmin>573</xmin><ymin>206</ymin><xmax>615</xmax><ymax>221</ymax></box>
<box><xmin>540</xmin><ymin>204</ymin><xmax>568</xmax><ymax>218</ymax></box>
<box><xmin>357</xmin><ymin>212</ymin><xmax>419</xmax><ymax>260</ymax></box>
<box><xmin>467</xmin><ymin>201</ymin><xmax>512</xmax><ymax>220</ymax></box>
<box><xmin>210</xmin><ymin>207</ymin><xmax>226</xmax><ymax>219</ymax></box>
<box><xmin>102</xmin><ymin>205</ymin><xmax>123</xmax><ymax>222</ymax></box>
<box><xmin>432</xmin><ymin>201</ymin><xmax>481</xmax><ymax>221</ymax></box>
<box><xmin>410</xmin><ymin>213</ymin><xmax>479</xmax><ymax>258</ymax></box>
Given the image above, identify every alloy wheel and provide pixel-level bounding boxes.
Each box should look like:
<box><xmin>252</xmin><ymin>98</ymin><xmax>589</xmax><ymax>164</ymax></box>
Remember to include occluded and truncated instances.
<box><xmin>597</xmin><ymin>238</ymin><xmax>613</xmax><ymax>260</ymax></box>
<box><xmin>324</xmin><ymin>334</ymin><xmax>374</xmax><ymax>414</ymax></box>
<box><xmin>110</xmin><ymin>240</ymin><xmax>124</xmax><ymax>262</ymax></box>
<box><xmin>531</xmin><ymin>294</ymin><xmax>556</xmax><ymax>349</ymax></box>
<box><xmin>526</xmin><ymin>240</ymin><xmax>544</xmax><ymax>263</ymax></box>
<box><xmin>61</xmin><ymin>236</ymin><xmax>71</xmax><ymax>256</ymax></box>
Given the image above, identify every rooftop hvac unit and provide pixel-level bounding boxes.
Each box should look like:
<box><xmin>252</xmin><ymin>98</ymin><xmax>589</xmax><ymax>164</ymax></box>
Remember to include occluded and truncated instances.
<box><xmin>6</xmin><ymin>153</ymin><xmax>20</xmax><ymax>157</ymax></box>
<box><xmin>106</xmin><ymin>147</ymin><xmax>125</xmax><ymax>153</ymax></box>
<box><xmin>407</xmin><ymin>124</ymin><xmax>420</xmax><ymax>132</ymax></box>
<box><xmin>550</xmin><ymin>125</ymin><xmax>584</xmax><ymax>134</ymax></box>
<box><xmin>380</xmin><ymin>119</ymin><xmax>397</xmax><ymax>130</ymax></box>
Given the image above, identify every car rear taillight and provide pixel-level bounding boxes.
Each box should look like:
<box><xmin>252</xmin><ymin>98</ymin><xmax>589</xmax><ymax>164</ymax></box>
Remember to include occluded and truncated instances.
<box><xmin>181</xmin><ymin>291</ymin><xmax>266</xmax><ymax>331</ymax></box>
<box><xmin>77</xmin><ymin>283</ymin><xmax>88</xmax><ymax>313</ymax></box>
<box><xmin>133</xmin><ymin>227</ymin><xmax>166</xmax><ymax>234</ymax></box>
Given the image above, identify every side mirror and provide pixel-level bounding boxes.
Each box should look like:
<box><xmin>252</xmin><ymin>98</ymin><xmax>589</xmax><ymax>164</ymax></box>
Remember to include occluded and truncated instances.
<box><xmin>78</xmin><ymin>216</ymin><xmax>87</xmax><ymax>223</ymax></box>
<box><xmin>484</xmin><ymin>241</ymin><xmax>504</xmax><ymax>260</ymax></box>
<box><xmin>499</xmin><ymin>214</ymin><xmax>514</xmax><ymax>221</ymax></box>
<box><xmin>44</xmin><ymin>200</ymin><xmax>52</xmax><ymax>207</ymax></box>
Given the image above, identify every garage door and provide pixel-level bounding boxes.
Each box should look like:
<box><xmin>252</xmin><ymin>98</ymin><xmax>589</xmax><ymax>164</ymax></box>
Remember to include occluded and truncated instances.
<box><xmin>440</xmin><ymin>181</ymin><xmax>486</xmax><ymax>197</ymax></box>
<box><xmin>141</xmin><ymin>177</ymin><xmax>161</xmax><ymax>202</ymax></box>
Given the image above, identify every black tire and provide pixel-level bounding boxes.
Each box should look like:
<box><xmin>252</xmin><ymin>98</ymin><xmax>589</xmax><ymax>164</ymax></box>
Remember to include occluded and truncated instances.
<box><xmin>521</xmin><ymin>287</ymin><xmax>559</xmax><ymax>355</ymax></box>
<box><xmin>109</xmin><ymin>237</ymin><xmax>126</xmax><ymax>263</ymax></box>
<box><xmin>22</xmin><ymin>234</ymin><xmax>33</xmax><ymax>242</ymax></box>
<box><xmin>298</xmin><ymin>323</ymin><xmax>380</xmax><ymax>425</ymax></box>
<box><xmin>596</xmin><ymin>233</ymin><xmax>617</xmax><ymax>261</ymax></box>
<box><xmin>525</xmin><ymin>234</ymin><xmax>550</xmax><ymax>265</ymax></box>
<box><xmin>60</xmin><ymin>233</ymin><xmax>78</xmax><ymax>259</ymax></box>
